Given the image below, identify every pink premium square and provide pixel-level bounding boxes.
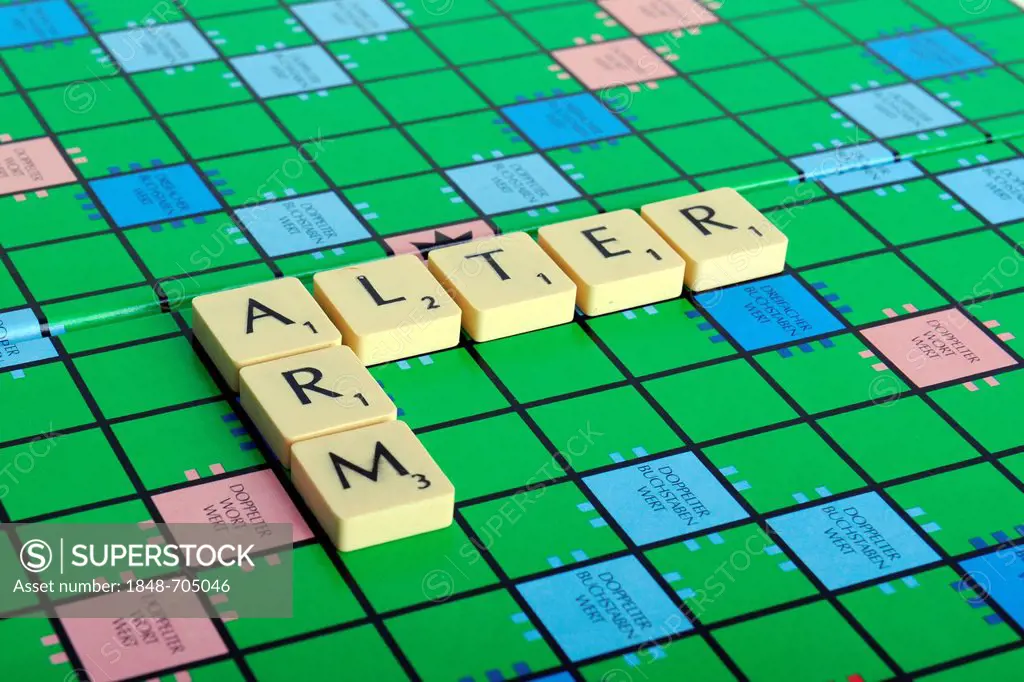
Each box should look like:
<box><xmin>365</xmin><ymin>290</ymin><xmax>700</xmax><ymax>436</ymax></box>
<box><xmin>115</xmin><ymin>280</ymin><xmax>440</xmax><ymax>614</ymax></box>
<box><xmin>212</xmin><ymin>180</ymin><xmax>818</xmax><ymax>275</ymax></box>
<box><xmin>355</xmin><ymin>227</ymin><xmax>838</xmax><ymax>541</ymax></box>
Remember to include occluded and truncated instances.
<box><xmin>600</xmin><ymin>0</ymin><xmax>719</xmax><ymax>35</ymax></box>
<box><xmin>152</xmin><ymin>469</ymin><xmax>313</xmax><ymax>546</ymax></box>
<box><xmin>553</xmin><ymin>39</ymin><xmax>676</xmax><ymax>89</ymax></box>
<box><xmin>862</xmin><ymin>308</ymin><xmax>1016</xmax><ymax>388</ymax></box>
<box><xmin>58</xmin><ymin>591</ymin><xmax>228</xmax><ymax>681</ymax></box>
<box><xmin>0</xmin><ymin>137</ymin><xmax>76</xmax><ymax>196</ymax></box>
<box><xmin>386</xmin><ymin>220</ymin><xmax>495</xmax><ymax>260</ymax></box>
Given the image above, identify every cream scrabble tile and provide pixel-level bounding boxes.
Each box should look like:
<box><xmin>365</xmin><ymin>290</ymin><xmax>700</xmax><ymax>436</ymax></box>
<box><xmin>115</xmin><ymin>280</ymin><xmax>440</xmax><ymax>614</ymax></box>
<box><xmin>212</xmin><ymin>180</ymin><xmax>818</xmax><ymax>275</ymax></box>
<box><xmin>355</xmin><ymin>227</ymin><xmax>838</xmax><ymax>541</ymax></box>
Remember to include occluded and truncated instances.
<box><xmin>292</xmin><ymin>420</ymin><xmax>454</xmax><ymax>552</ymax></box>
<box><xmin>641</xmin><ymin>188</ymin><xmax>788</xmax><ymax>292</ymax></box>
<box><xmin>193</xmin><ymin>277</ymin><xmax>341</xmax><ymax>391</ymax></box>
<box><xmin>239</xmin><ymin>346</ymin><xmax>396</xmax><ymax>468</ymax></box>
<box><xmin>538</xmin><ymin>209</ymin><xmax>685</xmax><ymax>316</ymax></box>
<box><xmin>426</xmin><ymin>232</ymin><xmax>576</xmax><ymax>342</ymax></box>
<box><xmin>313</xmin><ymin>254</ymin><xmax>461</xmax><ymax>366</ymax></box>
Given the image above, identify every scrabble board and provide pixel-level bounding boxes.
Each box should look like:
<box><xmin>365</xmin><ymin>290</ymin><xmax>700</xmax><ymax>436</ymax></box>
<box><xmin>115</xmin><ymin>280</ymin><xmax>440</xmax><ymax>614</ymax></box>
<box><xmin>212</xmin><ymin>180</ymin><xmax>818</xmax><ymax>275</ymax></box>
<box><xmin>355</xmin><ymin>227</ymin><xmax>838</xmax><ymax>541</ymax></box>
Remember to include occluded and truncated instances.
<box><xmin>0</xmin><ymin>0</ymin><xmax>1024</xmax><ymax>340</ymax></box>
<box><xmin>2</xmin><ymin>0</ymin><xmax>1024</xmax><ymax>681</ymax></box>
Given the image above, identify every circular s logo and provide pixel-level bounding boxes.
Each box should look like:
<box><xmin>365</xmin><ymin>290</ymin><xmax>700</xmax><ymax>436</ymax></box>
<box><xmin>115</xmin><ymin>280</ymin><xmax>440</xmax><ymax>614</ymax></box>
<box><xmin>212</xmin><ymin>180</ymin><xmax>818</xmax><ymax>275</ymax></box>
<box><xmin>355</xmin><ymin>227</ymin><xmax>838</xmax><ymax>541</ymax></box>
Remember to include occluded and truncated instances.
<box><xmin>421</xmin><ymin>569</ymin><xmax>455</xmax><ymax>603</ymax></box>
<box><xmin>20</xmin><ymin>539</ymin><xmax>53</xmax><ymax>573</ymax></box>
<box><xmin>960</xmin><ymin>0</ymin><xmax>993</xmax><ymax>15</ymax></box>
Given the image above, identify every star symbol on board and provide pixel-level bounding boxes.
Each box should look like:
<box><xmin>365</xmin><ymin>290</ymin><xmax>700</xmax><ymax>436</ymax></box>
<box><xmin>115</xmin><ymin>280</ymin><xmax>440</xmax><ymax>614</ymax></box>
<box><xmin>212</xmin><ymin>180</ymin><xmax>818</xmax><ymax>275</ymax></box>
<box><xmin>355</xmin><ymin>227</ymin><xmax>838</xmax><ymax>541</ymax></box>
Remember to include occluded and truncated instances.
<box><xmin>409</xmin><ymin>229</ymin><xmax>476</xmax><ymax>256</ymax></box>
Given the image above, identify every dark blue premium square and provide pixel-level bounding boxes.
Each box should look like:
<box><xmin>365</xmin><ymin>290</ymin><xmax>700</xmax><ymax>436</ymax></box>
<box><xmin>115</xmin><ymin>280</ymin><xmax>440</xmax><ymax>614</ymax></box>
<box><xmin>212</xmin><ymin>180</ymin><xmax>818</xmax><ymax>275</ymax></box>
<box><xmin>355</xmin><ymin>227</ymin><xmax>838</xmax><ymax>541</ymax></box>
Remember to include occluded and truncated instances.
<box><xmin>696</xmin><ymin>274</ymin><xmax>843</xmax><ymax>351</ymax></box>
<box><xmin>91</xmin><ymin>165</ymin><xmax>220</xmax><ymax>228</ymax></box>
<box><xmin>960</xmin><ymin>547</ymin><xmax>1024</xmax><ymax>628</ymax></box>
<box><xmin>868</xmin><ymin>29</ymin><xmax>992</xmax><ymax>80</ymax></box>
<box><xmin>0</xmin><ymin>1</ymin><xmax>86</xmax><ymax>49</ymax></box>
<box><xmin>502</xmin><ymin>94</ymin><xmax>628</xmax><ymax>150</ymax></box>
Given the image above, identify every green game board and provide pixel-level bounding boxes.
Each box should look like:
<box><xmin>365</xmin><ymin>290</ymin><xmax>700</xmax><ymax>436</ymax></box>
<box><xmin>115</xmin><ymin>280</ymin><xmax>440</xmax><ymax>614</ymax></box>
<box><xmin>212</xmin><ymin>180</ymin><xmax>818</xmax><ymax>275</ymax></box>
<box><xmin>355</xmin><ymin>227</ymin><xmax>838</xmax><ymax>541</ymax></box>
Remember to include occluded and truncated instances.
<box><xmin>2</xmin><ymin>0</ymin><xmax>1024</xmax><ymax>681</ymax></box>
<box><xmin>1</xmin><ymin>0</ymin><xmax>1023</xmax><ymax>340</ymax></box>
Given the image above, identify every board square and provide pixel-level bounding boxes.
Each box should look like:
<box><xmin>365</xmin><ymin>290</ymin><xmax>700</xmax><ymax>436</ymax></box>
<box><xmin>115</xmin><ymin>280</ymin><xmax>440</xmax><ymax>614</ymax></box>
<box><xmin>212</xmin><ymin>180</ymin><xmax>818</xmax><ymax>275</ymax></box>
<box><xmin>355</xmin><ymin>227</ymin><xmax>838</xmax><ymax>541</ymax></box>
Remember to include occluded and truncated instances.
<box><xmin>422</xmin><ymin>15</ymin><xmax>536</xmax><ymax>66</ymax></box>
<box><xmin>792</xmin><ymin>142</ymin><xmax>924</xmax><ymax>193</ymax></box>
<box><xmin>384</xmin><ymin>220</ymin><xmax>495</xmax><ymax>260</ymax></box>
<box><xmin>152</xmin><ymin>469</ymin><xmax>313</xmax><ymax>545</ymax></box>
<box><xmin>862</xmin><ymin>308</ymin><xmax>1016</xmax><ymax>388</ymax></box>
<box><xmin>292</xmin><ymin>0</ymin><xmax>408</xmax><ymax>41</ymax></box>
<box><xmin>553</xmin><ymin>39</ymin><xmax>675</xmax><ymax>89</ymax></box>
<box><xmin>832</xmin><ymin>84</ymin><xmax>962</xmax><ymax>137</ymax></box>
<box><xmin>502</xmin><ymin>93</ymin><xmax>629</xmax><ymax>150</ymax></box>
<box><xmin>99</xmin><ymin>22</ymin><xmax>218</xmax><ymax>74</ymax></box>
<box><xmin>419</xmin><ymin>413</ymin><xmax>549</xmax><ymax>502</ymax></box>
<box><xmin>733</xmin><ymin>8</ymin><xmax>849</xmax><ymax>58</ymax></box>
<box><xmin>705</xmin><ymin>423</ymin><xmax>865</xmax><ymax>514</ymax></box>
<box><xmin>74</xmin><ymin>336</ymin><xmax>216</xmax><ymax>418</ymax></box>
<box><xmin>696</xmin><ymin>274</ymin><xmax>844</xmax><ymax>351</ymax></box>
<box><xmin>906</xmin><ymin>231</ymin><xmax>1024</xmax><ymax>303</ymax></box>
<box><xmin>445</xmin><ymin>154</ymin><xmax>580</xmax><ymax>214</ymax></box>
<box><xmin>0</xmin><ymin>308</ymin><xmax>42</xmax><ymax>345</ymax></box>
<box><xmin>386</xmin><ymin>589</ymin><xmax>559</xmax><ymax>680</ymax></box>
<box><xmin>0</xmin><ymin>1</ymin><xmax>86</xmax><ymax>49</ymax></box>
<box><xmin>715</xmin><ymin>600</ymin><xmax>893</xmax><ymax>681</ymax></box>
<box><xmin>0</xmin><ymin>137</ymin><xmax>76</xmax><ymax>196</ymax></box>
<box><xmin>462</xmin><ymin>481</ymin><xmax>625</xmax><ymax>578</ymax></box>
<box><xmin>13</xmin><ymin>236</ymin><xmax>144</xmax><ymax>305</ymax></box>
<box><xmin>90</xmin><ymin>165</ymin><xmax>220</xmax><ymax>227</ymax></box>
<box><xmin>234</xmin><ymin>191</ymin><xmax>368</xmax><ymax>256</ymax></box>
<box><xmin>530</xmin><ymin>385</ymin><xmax>682</xmax><ymax>473</ymax></box>
<box><xmin>368</xmin><ymin>347</ymin><xmax>509</xmax><ymax>429</ymax></box>
<box><xmin>646</xmin><ymin>358</ymin><xmax>797</xmax><ymax>442</ymax></box>
<box><xmin>819</xmin><ymin>397</ymin><xmax>978</xmax><ymax>483</ymax></box>
<box><xmin>888</xmin><ymin>464</ymin><xmax>1024</xmax><ymax>554</ymax></box>
<box><xmin>232</xmin><ymin>46</ymin><xmax>351</xmax><ymax>98</ymax></box>
<box><xmin>517</xmin><ymin>555</ymin><xmax>692</xmax><ymax>661</ymax></box>
<box><xmin>367</xmin><ymin>70</ymin><xmax>487</xmax><ymax>123</ymax></box>
<box><xmin>583</xmin><ymin>451</ymin><xmax>748</xmax><ymax>544</ymax></box>
<box><xmin>960</xmin><ymin>547</ymin><xmax>1024</xmax><ymax>628</ymax></box>
<box><xmin>478</xmin><ymin>325</ymin><xmax>622</xmax><ymax>402</ymax></box>
<box><xmin>931</xmin><ymin>368</ymin><xmax>1024</xmax><ymax>453</ymax></box>
<box><xmin>868</xmin><ymin>29</ymin><xmax>993</xmax><ymax>79</ymax></box>
<box><xmin>196</xmin><ymin>8</ymin><xmax>313</xmax><ymax>59</ymax></box>
<box><xmin>59</xmin><ymin>592</ymin><xmax>228</xmax><ymax>680</ymax></box>
<box><xmin>598</xmin><ymin>0</ymin><xmax>718</xmax><ymax>35</ymax></box>
<box><xmin>839</xmin><ymin>565</ymin><xmax>1017</xmax><ymax>671</ymax></box>
<box><xmin>938</xmin><ymin>158</ymin><xmax>1024</xmax><ymax>223</ymax></box>
<box><xmin>247</xmin><ymin>626</ymin><xmax>405</xmax><ymax>680</ymax></box>
<box><xmin>0</xmin><ymin>306</ymin><xmax>57</xmax><ymax>370</ymax></box>
<box><xmin>769</xmin><ymin>492</ymin><xmax>939</xmax><ymax>590</ymax></box>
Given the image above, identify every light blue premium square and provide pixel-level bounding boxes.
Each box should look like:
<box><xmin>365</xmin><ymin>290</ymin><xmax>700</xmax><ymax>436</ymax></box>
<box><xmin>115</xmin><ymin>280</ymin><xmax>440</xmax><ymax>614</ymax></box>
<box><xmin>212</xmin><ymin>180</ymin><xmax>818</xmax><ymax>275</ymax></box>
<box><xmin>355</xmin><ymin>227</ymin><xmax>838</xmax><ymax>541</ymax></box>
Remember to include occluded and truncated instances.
<box><xmin>0</xmin><ymin>308</ymin><xmax>57</xmax><ymax>371</ymax></box>
<box><xmin>0</xmin><ymin>308</ymin><xmax>42</xmax><ymax>344</ymax></box>
<box><xmin>232</xmin><ymin>46</ymin><xmax>351</xmax><ymax>98</ymax></box>
<box><xmin>99</xmin><ymin>22</ymin><xmax>217</xmax><ymax>74</ymax></box>
<box><xmin>831</xmin><ymin>84</ymin><xmax>962</xmax><ymax>138</ymax></box>
<box><xmin>0</xmin><ymin>1</ymin><xmax>86</xmax><ymax>49</ymax></box>
<box><xmin>517</xmin><ymin>556</ymin><xmax>691</xmax><ymax>661</ymax></box>
<box><xmin>792</xmin><ymin>142</ymin><xmax>923</xmax><ymax>193</ymax></box>
<box><xmin>0</xmin><ymin>336</ymin><xmax>58</xmax><ymax>371</ymax></box>
<box><xmin>584</xmin><ymin>452</ymin><xmax>748</xmax><ymax>545</ymax></box>
<box><xmin>291</xmin><ymin>0</ymin><xmax>408</xmax><ymax>42</ymax></box>
<box><xmin>868</xmin><ymin>29</ymin><xmax>992</xmax><ymax>80</ymax></box>
<box><xmin>696</xmin><ymin>274</ymin><xmax>844</xmax><ymax>351</ymax></box>
<box><xmin>502</xmin><ymin>94</ymin><xmax>629</xmax><ymax>150</ymax></box>
<box><xmin>769</xmin><ymin>492</ymin><xmax>939</xmax><ymax>590</ymax></box>
<box><xmin>938</xmin><ymin>159</ymin><xmax>1024</xmax><ymax>224</ymax></box>
<box><xmin>235</xmin><ymin>191</ymin><xmax>368</xmax><ymax>257</ymax></box>
<box><xmin>445</xmin><ymin>154</ymin><xmax>580</xmax><ymax>215</ymax></box>
<box><xmin>960</xmin><ymin>547</ymin><xmax>1024</xmax><ymax>628</ymax></box>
